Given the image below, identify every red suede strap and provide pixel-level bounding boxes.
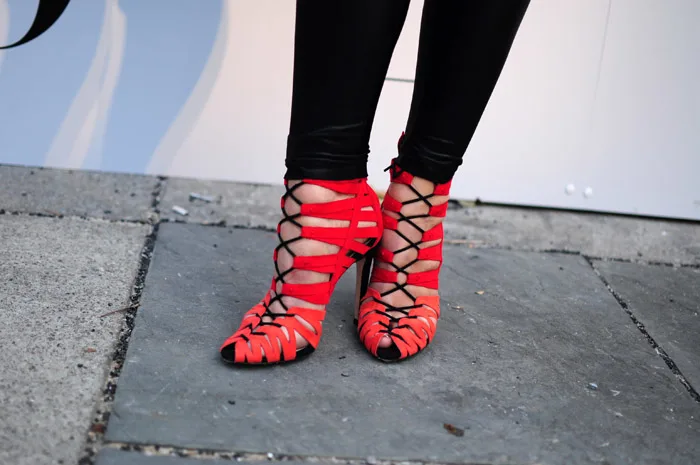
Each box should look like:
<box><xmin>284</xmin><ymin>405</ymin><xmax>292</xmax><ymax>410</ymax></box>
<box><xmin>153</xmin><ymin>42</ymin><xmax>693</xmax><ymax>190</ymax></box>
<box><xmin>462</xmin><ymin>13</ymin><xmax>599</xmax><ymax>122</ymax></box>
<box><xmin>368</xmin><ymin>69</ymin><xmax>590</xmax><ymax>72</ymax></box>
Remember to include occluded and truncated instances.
<box><xmin>220</xmin><ymin>294</ymin><xmax>328</xmax><ymax>364</ymax></box>
<box><xmin>358</xmin><ymin>154</ymin><xmax>451</xmax><ymax>361</ymax></box>
<box><xmin>221</xmin><ymin>177</ymin><xmax>382</xmax><ymax>364</ymax></box>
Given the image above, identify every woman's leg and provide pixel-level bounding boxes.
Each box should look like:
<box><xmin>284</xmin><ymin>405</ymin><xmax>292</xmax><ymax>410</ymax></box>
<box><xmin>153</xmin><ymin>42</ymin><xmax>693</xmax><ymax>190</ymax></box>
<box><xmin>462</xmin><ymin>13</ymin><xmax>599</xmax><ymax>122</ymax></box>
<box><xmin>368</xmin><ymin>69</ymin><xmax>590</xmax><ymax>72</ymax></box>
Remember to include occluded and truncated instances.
<box><xmin>398</xmin><ymin>0</ymin><xmax>531</xmax><ymax>183</ymax></box>
<box><xmin>222</xmin><ymin>1</ymin><xmax>409</xmax><ymax>364</ymax></box>
<box><xmin>360</xmin><ymin>1</ymin><xmax>530</xmax><ymax>360</ymax></box>
<box><xmin>285</xmin><ymin>0</ymin><xmax>410</xmax><ymax>181</ymax></box>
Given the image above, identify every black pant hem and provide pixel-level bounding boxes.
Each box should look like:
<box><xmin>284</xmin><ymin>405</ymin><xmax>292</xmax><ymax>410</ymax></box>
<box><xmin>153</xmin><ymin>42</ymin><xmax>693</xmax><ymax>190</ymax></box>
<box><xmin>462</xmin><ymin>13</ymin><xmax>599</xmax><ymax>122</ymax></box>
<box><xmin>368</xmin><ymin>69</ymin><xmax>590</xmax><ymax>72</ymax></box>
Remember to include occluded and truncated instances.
<box><xmin>395</xmin><ymin>148</ymin><xmax>461</xmax><ymax>185</ymax></box>
<box><xmin>284</xmin><ymin>165</ymin><xmax>368</xmax><ymax>181</ymax></box>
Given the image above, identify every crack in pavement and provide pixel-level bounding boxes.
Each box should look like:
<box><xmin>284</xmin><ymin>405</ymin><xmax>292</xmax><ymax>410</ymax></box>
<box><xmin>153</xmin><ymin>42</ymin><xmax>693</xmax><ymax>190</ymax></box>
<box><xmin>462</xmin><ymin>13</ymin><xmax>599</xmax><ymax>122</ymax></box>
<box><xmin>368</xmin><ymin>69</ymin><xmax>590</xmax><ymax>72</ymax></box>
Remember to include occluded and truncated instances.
<box><xmin>584</xmin><ymin>256</ymin><xmax>700</xmax><ymax>404</ymax></box>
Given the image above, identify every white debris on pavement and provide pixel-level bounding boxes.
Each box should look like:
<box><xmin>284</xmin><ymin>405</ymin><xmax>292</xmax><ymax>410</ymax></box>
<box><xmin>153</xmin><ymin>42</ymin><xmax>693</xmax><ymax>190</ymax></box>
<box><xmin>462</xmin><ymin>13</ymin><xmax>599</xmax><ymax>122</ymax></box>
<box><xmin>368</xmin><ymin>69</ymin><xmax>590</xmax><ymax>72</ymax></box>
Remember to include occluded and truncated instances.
<box><xmin>172</xmin><ymin>205</ymin><xmax>189</xmax><ymax>216</ymax></box>
<box><xmin>189</xmin><ymin>192</ymin><xmax>217</xmax><ymax>203</ymax></box>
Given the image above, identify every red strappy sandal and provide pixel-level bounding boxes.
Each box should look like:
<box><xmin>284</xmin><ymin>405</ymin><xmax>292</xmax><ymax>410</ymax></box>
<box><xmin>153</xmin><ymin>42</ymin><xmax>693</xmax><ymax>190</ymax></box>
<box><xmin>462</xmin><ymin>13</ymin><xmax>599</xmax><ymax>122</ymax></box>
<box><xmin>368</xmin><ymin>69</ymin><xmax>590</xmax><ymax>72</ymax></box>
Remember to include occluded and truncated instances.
<box><xmin>356</xmin><ymin>157</ymin><xmax>450</xmax><ymax>362</ymax></box>
<box><xmin>220</xmin><ymin>178</ymin><xmax>382</xmax><ymax>365</ymax></box>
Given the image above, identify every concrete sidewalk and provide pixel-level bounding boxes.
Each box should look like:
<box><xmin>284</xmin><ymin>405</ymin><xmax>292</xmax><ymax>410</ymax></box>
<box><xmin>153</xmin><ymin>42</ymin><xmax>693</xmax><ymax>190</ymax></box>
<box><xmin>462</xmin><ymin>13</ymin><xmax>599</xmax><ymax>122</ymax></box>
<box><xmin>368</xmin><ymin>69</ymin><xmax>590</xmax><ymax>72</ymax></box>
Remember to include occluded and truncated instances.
<box><xmin>0</xmin><ymin>164</ymin><xmax>698</xmax><ymax>465</ymax></box>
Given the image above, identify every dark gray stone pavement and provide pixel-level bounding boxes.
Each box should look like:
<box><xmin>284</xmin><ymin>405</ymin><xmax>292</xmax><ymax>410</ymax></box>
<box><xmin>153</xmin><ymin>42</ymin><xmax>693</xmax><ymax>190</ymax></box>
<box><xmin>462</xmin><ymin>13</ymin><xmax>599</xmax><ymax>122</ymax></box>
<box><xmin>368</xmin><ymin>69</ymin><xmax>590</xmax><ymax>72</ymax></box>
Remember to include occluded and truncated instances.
<box><xmin>445</xmin><ymin>206</ymin><xmax>700</xmax><ymax>266</ymax></box>
<box><xmin>159</xmin><ymin>177</ymin><xmax>285</xmax><ymax>227</ymax></box>
<box><xmin>106</xmin><ymin>224</ymin><xmax>700</xmax><ymax>465</ymax></box>
<box><xmin>595</xmin><ymin>260</ymin><xmax>700</xmax><ymax>389</ymax></box>
<box><xmin>1</xmin><ymin>164</ymin><xmax>699</xmax><ymax>465</ymax></box>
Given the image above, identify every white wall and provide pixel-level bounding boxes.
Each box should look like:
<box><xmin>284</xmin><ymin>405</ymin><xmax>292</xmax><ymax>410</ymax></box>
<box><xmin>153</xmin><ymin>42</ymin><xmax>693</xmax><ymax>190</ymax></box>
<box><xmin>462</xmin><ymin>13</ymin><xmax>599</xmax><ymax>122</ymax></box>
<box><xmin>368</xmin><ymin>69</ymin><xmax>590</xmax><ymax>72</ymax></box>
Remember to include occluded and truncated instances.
<box><xmin>460</xmin><ymin>0</ymin><xmax>700</xmax><ymax>219</ymax></box>
<box><xmin>1</xmin><ymin>0</ymin><xmax>698</xmax><ymax>219</ymax></box>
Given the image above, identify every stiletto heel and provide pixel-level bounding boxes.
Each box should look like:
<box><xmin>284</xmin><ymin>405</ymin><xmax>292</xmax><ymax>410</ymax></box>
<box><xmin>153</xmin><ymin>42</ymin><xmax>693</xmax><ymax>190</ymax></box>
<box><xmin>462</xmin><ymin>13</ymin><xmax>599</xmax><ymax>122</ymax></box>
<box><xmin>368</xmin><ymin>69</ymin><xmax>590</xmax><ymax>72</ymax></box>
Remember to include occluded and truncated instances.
<box><xmin>353</xmin><ymin>246</ymin><xmax>376</xmax><ymax>325</ymax></box>
<box><xmin>220</xmin><ymin>178</ymin><xmax>382</xmax><ymax>365</ymax></box>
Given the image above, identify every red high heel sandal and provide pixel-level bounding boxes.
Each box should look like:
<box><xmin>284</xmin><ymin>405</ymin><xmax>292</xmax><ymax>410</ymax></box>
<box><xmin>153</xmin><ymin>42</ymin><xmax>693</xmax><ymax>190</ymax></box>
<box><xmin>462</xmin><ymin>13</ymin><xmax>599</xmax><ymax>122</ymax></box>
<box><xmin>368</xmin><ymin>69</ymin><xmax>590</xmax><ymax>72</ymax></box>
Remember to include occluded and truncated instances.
<box><xmin>356</xmin><ymin>159</ymin><xmax>450</xmax><ymax>362</ymax></box>
<box><xmin>220</xmin><ymin>178</ymin><xmax>382</xmax><ymax>365</ymax></box>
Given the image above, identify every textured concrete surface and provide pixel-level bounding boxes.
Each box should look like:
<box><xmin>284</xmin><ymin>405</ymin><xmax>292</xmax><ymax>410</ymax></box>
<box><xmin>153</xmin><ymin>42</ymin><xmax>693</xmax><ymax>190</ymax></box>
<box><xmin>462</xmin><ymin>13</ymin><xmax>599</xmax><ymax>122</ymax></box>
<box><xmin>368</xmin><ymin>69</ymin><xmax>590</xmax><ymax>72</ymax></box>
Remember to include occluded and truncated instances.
<box><xmin>158</xmin><ymin>176</ymin><xmax>700</xmax><ymax>265</ymax></box>
<box><xmin>107</xmin><ymin>224</ymin><xmax>700</xmax><ymax>465</ymax></box>
<box><xmin>160</xmin><ymin>177</ymin><xmax>284</xmax><ymax>227</ymax></box>
<box><xmin>444</xmin><ymin>204</ymin><xmax>700</xmax><ymax>265</ymax></box>
<box><xmin>594</xmin><ymin>260</ymin><xmax>700</xmax><ymax>389</ymax></box>
<box><xmin>0</xmin><ymin>214</ymin><xmax>148</xmax><ymax>465</ymax></box>
<box><xmin>0</xmin><ymin>164</ymin><xmax>158</xmax><ymax>221</ymax></box>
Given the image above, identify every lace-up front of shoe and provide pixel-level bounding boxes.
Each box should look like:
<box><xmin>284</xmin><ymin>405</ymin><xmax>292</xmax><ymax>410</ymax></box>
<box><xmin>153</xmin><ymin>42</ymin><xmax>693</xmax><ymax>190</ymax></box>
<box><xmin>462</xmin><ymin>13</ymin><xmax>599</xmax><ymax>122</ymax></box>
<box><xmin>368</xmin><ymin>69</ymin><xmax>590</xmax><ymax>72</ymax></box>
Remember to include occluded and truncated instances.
<box><xmin>221</xmin><ymin>178</ymin><xmax>382</xmax><ymax>365</ymax></box>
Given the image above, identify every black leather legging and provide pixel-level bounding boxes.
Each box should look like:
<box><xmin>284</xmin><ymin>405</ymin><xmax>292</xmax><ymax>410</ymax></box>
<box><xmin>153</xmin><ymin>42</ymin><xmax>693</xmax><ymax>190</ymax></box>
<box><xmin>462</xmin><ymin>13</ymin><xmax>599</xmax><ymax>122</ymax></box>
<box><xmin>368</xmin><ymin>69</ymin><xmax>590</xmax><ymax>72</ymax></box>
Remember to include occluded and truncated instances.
<box><xmin>285</xmin><ymin>0</ymin><xmax>530</xmax><ymax>184</ymax></box>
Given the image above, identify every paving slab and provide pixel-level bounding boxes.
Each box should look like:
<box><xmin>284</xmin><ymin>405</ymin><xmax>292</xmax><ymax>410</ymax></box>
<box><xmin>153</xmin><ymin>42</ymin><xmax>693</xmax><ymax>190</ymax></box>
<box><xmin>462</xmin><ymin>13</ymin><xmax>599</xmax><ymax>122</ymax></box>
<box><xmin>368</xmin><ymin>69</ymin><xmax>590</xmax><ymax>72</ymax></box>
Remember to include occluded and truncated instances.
<box><xmin>0</xmin><ymin>164</ymin><xmax>158</xmax><ymax>221</ymax></box>
<box><xmin>0</xmin><ymin>214</ymin><xmax>148</xmax><ymax>465</ymax></box>
<box><xmin>158</xmin><ymin>175</ymin><xmax>700</xmax><ymax>264</ymax></box>
<box><xmin>159</xmin><ymin>177</ymin><xmax>284</xmax><ymax>227</ymax></box>
<box><xmin>445</xmin><ymin>205</ymin><xmax>700</xmax><ymax>266</ymax></box>
<box><xmin>107</xmin><ymin>223</ymin><xmax>699</xmax><ymax>464</ymax></box>
<box><xmin>96</xmin><ymin>448</ymin><xmax>229</xmax><ymax>465</ymax></box>
<box><xmin>594</xmin><ymin>260</ymin><xmax>700</xmax><ymax>389</ymax></box>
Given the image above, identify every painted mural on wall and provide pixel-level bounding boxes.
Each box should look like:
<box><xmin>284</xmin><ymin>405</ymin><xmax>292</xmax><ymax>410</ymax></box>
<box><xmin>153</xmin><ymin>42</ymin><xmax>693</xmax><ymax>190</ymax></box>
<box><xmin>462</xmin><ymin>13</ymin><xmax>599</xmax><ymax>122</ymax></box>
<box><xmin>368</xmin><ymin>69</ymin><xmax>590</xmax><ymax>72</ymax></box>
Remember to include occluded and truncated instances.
<box><xmin>0</xmin><ymin>0</ymin><xmax>225</xmax><ymax>174</ymax></box>
<box><xmin>0</xmin><ymin>0</ymin><xmax>70</xmax><ymax>49</ymax></box>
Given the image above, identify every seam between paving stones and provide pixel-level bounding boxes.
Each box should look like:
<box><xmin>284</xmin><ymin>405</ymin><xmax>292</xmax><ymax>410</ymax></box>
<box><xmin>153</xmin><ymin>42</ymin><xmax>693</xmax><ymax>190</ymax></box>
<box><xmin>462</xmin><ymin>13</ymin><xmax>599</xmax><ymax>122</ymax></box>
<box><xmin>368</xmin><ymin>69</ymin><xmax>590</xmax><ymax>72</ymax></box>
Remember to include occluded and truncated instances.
<box><xmin>585</xmin><ymin>257</ymin><xmax>700</xmax><ymax>270</ymax></box>
<box><xmin>0</xmin><ymin>209</ymin><xmax>155</xmax><ymax>225</ymax></box>
<box><xmin>2</xmin><ymin>199</ymin><xmax>697</xmax><ymax>267</ymax></box>
<box><xmin>117</xmin><ymin>217</ymin><xmax>700</xmax><ymax>268</ymax></box>
<box><xmin>584</xmin><ymin>256</ymin><xmax>700</xmax><ymax>404</ymax></box>
<box><xmin>99</xmin><ymin>442</ymin><xmax>505</xmax><ymax>465</ymax></box>
<box><xmin>160</xmin><ymin>217</ymin><xmax>276</xmax><ymax>232</ymax></box>
<box><xmin>78</xmin><ymin>177</ymin><xmax>166</xmax><ymax>465</ymax></box>
<box><xmin>0</xmin><ymin>175</ymin><xmax>167</xmax><ymax>225</ymax></box>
